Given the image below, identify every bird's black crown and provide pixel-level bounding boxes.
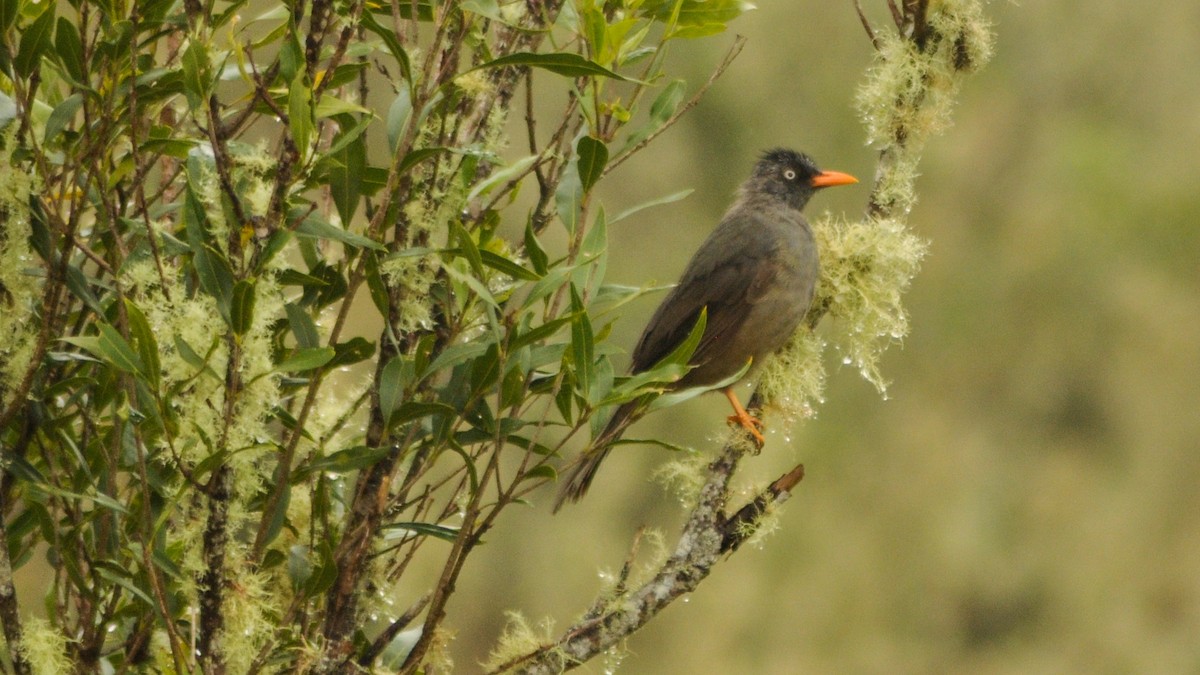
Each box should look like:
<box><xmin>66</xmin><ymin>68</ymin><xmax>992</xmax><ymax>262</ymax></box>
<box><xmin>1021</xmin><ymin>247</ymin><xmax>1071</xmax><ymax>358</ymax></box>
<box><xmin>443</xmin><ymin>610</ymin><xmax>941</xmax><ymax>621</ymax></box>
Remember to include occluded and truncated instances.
<box><xmin>748</xmin><ymin>147</ymin><xmax>823</xmax><ymax>208</ymax></box>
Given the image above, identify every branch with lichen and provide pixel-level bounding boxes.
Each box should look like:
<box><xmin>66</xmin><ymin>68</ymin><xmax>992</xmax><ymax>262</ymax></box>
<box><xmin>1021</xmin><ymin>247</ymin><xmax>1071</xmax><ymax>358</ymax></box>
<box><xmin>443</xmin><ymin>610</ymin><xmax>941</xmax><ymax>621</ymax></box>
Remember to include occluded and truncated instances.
<box><xmin>499</xmin><ymin>1</ymin><xmax>993</xmax><ymax>671</ymax></box>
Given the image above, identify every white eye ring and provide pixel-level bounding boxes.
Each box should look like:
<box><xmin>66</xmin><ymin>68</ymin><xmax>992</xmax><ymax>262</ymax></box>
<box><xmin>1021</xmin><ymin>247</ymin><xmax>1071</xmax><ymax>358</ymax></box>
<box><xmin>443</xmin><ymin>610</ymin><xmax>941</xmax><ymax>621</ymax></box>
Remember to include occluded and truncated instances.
<box><xmin>783</xmin><ymin>169</ymin><xmax>797</xmax><ymax>180</ymax></box>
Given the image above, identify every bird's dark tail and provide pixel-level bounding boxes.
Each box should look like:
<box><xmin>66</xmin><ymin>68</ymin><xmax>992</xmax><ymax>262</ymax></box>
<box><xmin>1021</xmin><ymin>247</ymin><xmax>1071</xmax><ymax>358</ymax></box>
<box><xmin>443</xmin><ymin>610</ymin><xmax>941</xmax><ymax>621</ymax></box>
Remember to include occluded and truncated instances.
<box><xmin>552</xmin><ymin>400</ymin><xmax>641</xmax><ymax>512</ymax></box>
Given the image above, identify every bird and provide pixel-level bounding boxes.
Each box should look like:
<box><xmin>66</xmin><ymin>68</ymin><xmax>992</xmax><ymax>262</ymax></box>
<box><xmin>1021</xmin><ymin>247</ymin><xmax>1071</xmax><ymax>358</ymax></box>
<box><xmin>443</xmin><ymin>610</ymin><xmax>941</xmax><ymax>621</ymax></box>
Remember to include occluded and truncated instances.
<box><xmin>553</xmin><ymin>148</ymin><xmax>857</xmax><ymax>512</ymax></box>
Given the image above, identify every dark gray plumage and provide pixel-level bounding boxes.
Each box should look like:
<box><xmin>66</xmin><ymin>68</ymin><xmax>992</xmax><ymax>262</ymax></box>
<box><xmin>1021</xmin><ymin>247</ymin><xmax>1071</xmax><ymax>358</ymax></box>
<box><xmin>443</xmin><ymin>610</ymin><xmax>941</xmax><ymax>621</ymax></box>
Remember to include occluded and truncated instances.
<box><xmin>554</xmin><ymin>148</ymin><xmax>857</xmax><ymax>511</ymax></box>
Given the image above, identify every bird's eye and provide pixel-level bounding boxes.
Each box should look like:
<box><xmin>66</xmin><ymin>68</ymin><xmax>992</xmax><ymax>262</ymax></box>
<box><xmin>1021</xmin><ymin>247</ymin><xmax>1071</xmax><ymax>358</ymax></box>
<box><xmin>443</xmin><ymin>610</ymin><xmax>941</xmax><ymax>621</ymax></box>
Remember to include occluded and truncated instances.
<box><xmin>783</xmin><ymin>169</ymin><xmax>797</xmax><ymax>181</ymax></box>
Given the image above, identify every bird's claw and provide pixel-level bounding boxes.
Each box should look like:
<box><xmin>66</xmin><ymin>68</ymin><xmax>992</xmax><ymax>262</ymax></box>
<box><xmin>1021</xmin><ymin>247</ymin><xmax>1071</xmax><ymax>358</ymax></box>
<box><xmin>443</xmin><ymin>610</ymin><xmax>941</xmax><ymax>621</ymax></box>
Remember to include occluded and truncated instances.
<box><xmin>726</xmin><ymin>412</ymin><xmax>766</xmax><ymax>449</ymax></box>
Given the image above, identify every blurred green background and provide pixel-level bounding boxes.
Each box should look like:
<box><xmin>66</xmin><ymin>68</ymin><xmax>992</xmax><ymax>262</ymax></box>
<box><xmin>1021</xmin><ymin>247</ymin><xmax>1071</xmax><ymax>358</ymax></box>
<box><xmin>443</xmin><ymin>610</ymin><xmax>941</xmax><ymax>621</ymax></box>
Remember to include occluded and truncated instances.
<box><xmin>451</xmin><ymin>1</ymin><xmax>1200</xmax><ymax>672</ymax></box>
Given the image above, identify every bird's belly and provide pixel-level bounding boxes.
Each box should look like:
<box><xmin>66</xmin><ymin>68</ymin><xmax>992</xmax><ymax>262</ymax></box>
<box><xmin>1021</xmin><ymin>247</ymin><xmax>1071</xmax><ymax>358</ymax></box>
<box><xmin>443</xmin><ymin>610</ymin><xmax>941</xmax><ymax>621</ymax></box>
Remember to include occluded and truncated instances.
<box><xmin>684</xmin><ymin>284</ymin><xmax>812</xmax><ymax>387</ymax></box>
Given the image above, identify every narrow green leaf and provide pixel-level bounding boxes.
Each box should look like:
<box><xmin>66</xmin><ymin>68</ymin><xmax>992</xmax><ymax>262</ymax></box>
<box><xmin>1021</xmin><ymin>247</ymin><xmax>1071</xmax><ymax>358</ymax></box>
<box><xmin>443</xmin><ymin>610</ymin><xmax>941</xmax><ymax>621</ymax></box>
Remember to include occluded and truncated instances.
<box><xmin>180</xmin><ymin>39</ymin><xmax>212</xmax><ymax>109</ymax></box>
<box><xmin>229</xmin><ymin>279</ymin><xmax>257</xmax><ymax>335</ymax></box>
<box><xmin>555</xmin><ymin>160</ymin><xmax>583</xmax><ymax>234</ymax></box>
<box><xmin>363</xmin><ymin>251</ymin><xmax>390</xmax><ymax>316</ymax></box>
<box><xmin>288</xmin><ymin>71</ymin><xmax>313</xmax><ymax>153</ymax></box>
<box><xmin>54</xmin><ymin>17</ymin><xmax>85</xmax><ymax>83</ymax></box>
<box><xmin>124</xmin><ymin>300</ymin><xmax>162</xmax><ymax>387</ymax></box>
<box><xmin>524</xmin><ymin>219</ymin><xmax>549</xmax><ymax>275</ymax></box>
<box><xmin>296</xmin><ymin>213</ymin><xmax>386</xmax><ymax>251</ymax></box>
<box><xmin>576</xmin><ymin>136</ymin><xmax>608</xmax><ymax>192</ymax></box>
<box><xmin>327</xmin><ymin>337</ymin><xmax>375</xmax><ymax>368</ymax></box>
<box><xmin>378</xmin><ymin>357</ymin><xmax>409</xmax><ymax>423</ymax></box>
<box><xmin>328</xmin><ymin>115</ymin><xmax>366</xmax><ymax>225</ymax></box>
<box><xmin>509</xmin><ymin>315</ymin><xmax>575</xmax><ymax>351</ymax></box>
<box><xmin>472</xmin><ymin>52</ymin><xmax>632</xmax><ymax>82</ymax></box>
<box><xmin>381</xmin><ymin>521</ymin><xmax>460</xmax><ymax>543</ymax></box>
<box><xmin>192</xmin><ymin>244</ymin><xmax>234</xmax><ymax>319</ymax></box>
<box><xmin>277</xmin><ymin>347</ymin><xmax>335</xmax><ymax>372</ymax></box>
<box><xmin>285</xmin><ymin>302</ymin><xmax>320</xmax><ymax>350</ymax></box>
<box><xmin>360</xmin><ymin>10</ymin><xmax>411</xmax><ymax>82</ymax></box>
<box><xmin>581</xmin><ymin>205</ymin><xmax>608</xmax><ymax>260</ymax></box>
<box><xmin>424</xmin><ymin>341</ymin><xmax>488</xmax><ymax>378</ymax></box>
<box><xmin>386</xmin><ymin>87</ymin><xmax>412</xmax><ymax>152</ymax></box>
<box><xmin>478</xmin><ymin>249</ymin><xmax>540</xmax><ymax>281</ymax></box>
<box><xmin>610</xmin><ymin>188</ymin><xmax>693</xmax><ymax>224</ymax></box>
<box><xmin>466</xmin><ymin>155</ymin><xmax>537</xmax><ymax>202</ymax></box>
<box><xmin>301</xmin><ymin>445</ymin><xmax>391</xmax><ymax>476</ymax></box>
<box><xmin>98</xmin><ymin>323</ymin><xmax>147</xmax><ymax>376</ymax></box>
<box><xmin>391</xmin><ymin>401</ymin><xmax>456</xmax><ymax>427</ymax></box>
<box><xmin>450</xmin><ymin>220</ymin><xmax>484</xmax><ymax>277</ymax></box>
<box><xmin>0</xmin><ymin>0</ymin><xmax>17</xmax><ymax>33</ymax></box>
<box><xmin>14</xmin><ymin>6</ymin><xmax>55</xmax><ymax>79</ymax></box>
<box><xmin>568</xmin><ymin>285</ymin><xmax>594</xmax><ymax>394</ymax></box>
<box><xmin>63</xmin><ymin>263</ymin><xmax>103</xmax><ymax>315</ymax></box>
<box><xmin>658</xmin><ymin>306</ymin><xmax>707</xmax><ymax>367</ymax></box>
<box><xmin>43</xmin><ymin>92</ymin><xmax>82</xmax><ymax>145</ymax></box>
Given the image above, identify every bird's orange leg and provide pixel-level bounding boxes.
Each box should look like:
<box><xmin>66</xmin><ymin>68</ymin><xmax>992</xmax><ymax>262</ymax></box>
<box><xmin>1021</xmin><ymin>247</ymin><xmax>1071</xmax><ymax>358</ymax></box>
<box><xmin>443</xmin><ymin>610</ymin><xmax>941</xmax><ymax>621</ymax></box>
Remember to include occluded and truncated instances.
<box><xmin>723</xmin><ymin>388</ymin><xmax>765</xmax><ymax>448</ymax></box>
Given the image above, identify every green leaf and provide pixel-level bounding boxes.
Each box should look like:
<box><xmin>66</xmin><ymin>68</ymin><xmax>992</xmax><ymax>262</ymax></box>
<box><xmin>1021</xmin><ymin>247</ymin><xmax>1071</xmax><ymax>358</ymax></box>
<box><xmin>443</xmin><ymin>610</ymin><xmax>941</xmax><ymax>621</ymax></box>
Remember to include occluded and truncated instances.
<box><xmin>659</xmin><ymin>306</ymin><xmax>706</xmax><ymax>367</ymax></box>
<box><xmin>450</xmin><ymin>220</ymin><xmax>484</xmax><ymax>277</ymax></box>
<box><xmin>381</xmin><ymin>521</ymin><xmax>460</xmax><ymax>543</ymax></box>
<box><xmin>288</xmin><ymin>71</ymin><xmax>313</xmax><ymax>154</ymax></box>
<box><xmin>124</xmin><ymin>300</ymin><xmax>162</xmax><ymax>387</ymax></box>
<box><xmin>295</xmin><ymin>214</ymin><xmax>385</xmax><ymax>251</ymax></box>
<box><xmin>192</xmin><ymin>244</ymin><xmax>235</xmax><ymax>320</ymax></box>
<box><xmin>581</xmin><ymin>205</ymin><xmax>607</xmax><ymax>261</ymax></box>
<box><xmin>524</xmin><ymin>219</ymin><xmax>549</xmax><ymax>275</ymax></box>
<box><xmin>472</xmin><ymin>52</ymin><xmax>633</xmax><ymax>82</ymax></box>
<box><xmin>277</xmin><ymin>347</ymin><xmax>335</xmax><ymax>372</ymax></box>
<box><xmin>466</xmin><ymin>155</ymin><xmax>537</xmax><ymax>202</ymax></box>
<box><xmin>386</xmin><ymin>86</ymin><xmax>412</xmax><ymax>152</ymax></box>
<box><xmin>478</xmin><ymin>249</ymin><xmax>540</xmax><ymax>281</ymax></box>
<box><xmin>378</xmin><ymin>357</ymin><xmax>409</xmax><ymax>423</ymax></box>
<box><xmin>364</xmin><ymin>251</ymin><xmax>390</xmax><ymax>316</ymax></box>
<box><xmin>568</xmin><ymin>285</ymin><xmax>594</xmax><ymax>394</ymax></box>
<box><xmin>522</xmin><ymin>464</ymin><xmax>557</xmax><ymax>482</ymax></box>
<box><xmin>391</xmin><ymin>401</ymin><xmax>456</xmax><ymax>428</ymax></box>
<box><xmin>229</xmin><ymin>279</ymin><xmax>257</xmax><ymax>335</ymax></box>
<box><xmin>610</xmin><ymin>188</ymin><xmax>693</xmax><ymax>224</ymax></box>
<box><xmin>576</xmin><ymin>136</ymin><xmax>608</xmax><ymax>192</ymax></box>
<box><xmin>301</xmin><ymin>445</ymin><xmax>391</xmax><ymax>477</ymax></box>
<box><xmin>180</xmin><ymin>38</ymin><xmax>212</xmax><ymax>109</ymax></box>
<box><xmin>328</xmin><ymin>116</ymin><xmax>366</xmax><ymax>225</ymax></box>
<box><xmin>43</xmin><ymin>93</ymin><xmax>82</xmax><ymax>146</ymax></box>
<box><xmin>327</xmin><ymin>337</ymin><xmax>375</xmax><ymax>368</ymax></box>
<box><xmin>62</xmin><ymin>323</ymin><xmax>147</xmax><ymax>376</ymax></box>
<box><xmin>424</xmin><ymin>341</ymin><xmax>488</xmax><ymax>378</ymax></box>
<box><xmin>360</xmin><ymin>10</ymin><xmax>411</xmax><ymax>82</ymax></box>
<box><xmin>54</xmin><ymin>17</ymin><xmax>85</xmax><ymax>83</ymax></box>
<box><xmin>285</xmin><ymin>302</ymin><xmax>320</xmax><ymax>350</ymax></box>
<box><xmin>14</xmin><ymin>6</ymin><xmax>55</xmax><ymax>79</ymax></box>
<box><xmin>63</xmin><ymin>263</ymin><xmax>103</xmax><ymax>315</ymax></box>
<box><xmin>555</xmin><ymin>159</ymin><xmax>583</xmax><ymax>234</ymax></box>
<box><xmin>460</xmin><ymin>0</ymin><xmax>503</xmax><ymax>21</ymax></box>
<box><xmin>0</xmin><ymin>0</ymin><xmax>17</xmax><ymax>33</ymax></box>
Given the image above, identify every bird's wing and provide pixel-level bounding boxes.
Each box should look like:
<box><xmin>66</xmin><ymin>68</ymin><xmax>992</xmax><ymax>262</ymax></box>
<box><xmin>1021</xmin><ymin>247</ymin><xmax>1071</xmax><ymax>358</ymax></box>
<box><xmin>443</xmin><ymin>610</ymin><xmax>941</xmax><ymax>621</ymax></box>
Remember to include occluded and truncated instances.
<box><xmin>629</xmin><ymin>211</ymin><xmax>781</xmax><ymax>373</ymax></box>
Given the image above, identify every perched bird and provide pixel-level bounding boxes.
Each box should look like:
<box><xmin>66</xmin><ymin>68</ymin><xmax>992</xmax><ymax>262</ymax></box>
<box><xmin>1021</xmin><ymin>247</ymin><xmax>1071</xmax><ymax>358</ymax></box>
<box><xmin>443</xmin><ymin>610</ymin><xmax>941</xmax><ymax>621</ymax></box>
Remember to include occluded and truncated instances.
<box><xmin>553</xmin><ymin>148</ymin><xmax>857</xmax><ymax>512</ymax></box>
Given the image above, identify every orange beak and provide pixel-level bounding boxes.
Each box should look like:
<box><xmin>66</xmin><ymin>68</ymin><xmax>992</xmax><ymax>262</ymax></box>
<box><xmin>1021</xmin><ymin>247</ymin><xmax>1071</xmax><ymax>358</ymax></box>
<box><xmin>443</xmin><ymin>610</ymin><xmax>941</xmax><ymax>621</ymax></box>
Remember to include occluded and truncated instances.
<box><xmin>810</xmin><ymin>170</ymin><xmax>858</xmax><ymax>188</ymax></box>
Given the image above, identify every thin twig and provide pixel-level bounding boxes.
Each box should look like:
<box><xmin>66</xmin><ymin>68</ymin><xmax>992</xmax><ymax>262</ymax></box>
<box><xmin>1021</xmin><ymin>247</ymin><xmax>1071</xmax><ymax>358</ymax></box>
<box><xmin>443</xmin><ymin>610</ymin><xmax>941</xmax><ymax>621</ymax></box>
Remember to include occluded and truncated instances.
<box><xmin>853</xmin><ymin>0</ymin><xmax>881</xmax><ymax>49</ymax></box>
<box><xmin>603</xmin><ymin>35</ymin><xmax>747</xmax><ymax>177</ymax></box>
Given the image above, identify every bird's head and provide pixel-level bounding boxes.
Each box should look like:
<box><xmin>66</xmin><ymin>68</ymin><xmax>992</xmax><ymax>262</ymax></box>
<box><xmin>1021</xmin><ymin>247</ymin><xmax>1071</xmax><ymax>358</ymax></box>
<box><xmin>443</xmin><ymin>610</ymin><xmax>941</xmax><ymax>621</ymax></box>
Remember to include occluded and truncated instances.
<box><xmin>747</xmin><ymin>148</ymin><xmax>858</xmax><ymax>210</ymax></box>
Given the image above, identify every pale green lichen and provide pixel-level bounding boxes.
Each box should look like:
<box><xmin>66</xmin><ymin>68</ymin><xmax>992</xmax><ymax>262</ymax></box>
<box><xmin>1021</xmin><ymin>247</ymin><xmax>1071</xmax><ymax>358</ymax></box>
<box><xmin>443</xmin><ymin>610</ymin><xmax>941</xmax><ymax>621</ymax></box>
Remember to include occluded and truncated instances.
<box><xmin>17</xmin><ymin>616</ymin><xmax>73</xmax><ymax>675</ymax></box>
<box><xmin>483</xmin><ymin>611</ymin><xmax>560</xmax><ymax>672</ymax></box>
<box><xmin>220</xmin><ymin>569</ymin><xmax>275</xmax><ymax>673</ymax></box>
<box><xmin>856</xmin><ymin>0</ymin><xmax>994</xmax><ymax>216</ymax></box>
<box><xmin>0</xmin><ymin>126</ymin><xmax>40</xmax><ymax>409</ymax></box>
<box><xmin>762</xmin><ymin>0</ymin><xmax>991</xmax><ymax>423</ymax></box>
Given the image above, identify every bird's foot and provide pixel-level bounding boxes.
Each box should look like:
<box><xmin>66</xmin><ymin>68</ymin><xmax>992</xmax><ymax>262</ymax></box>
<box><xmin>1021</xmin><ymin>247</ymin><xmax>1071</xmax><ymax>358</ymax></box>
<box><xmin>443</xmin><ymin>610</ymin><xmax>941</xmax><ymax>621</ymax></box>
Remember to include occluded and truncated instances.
<box><xmin>726</xmin><ymin>411</ymin><xmax>766</xmax><ymax>449</ymax></box>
